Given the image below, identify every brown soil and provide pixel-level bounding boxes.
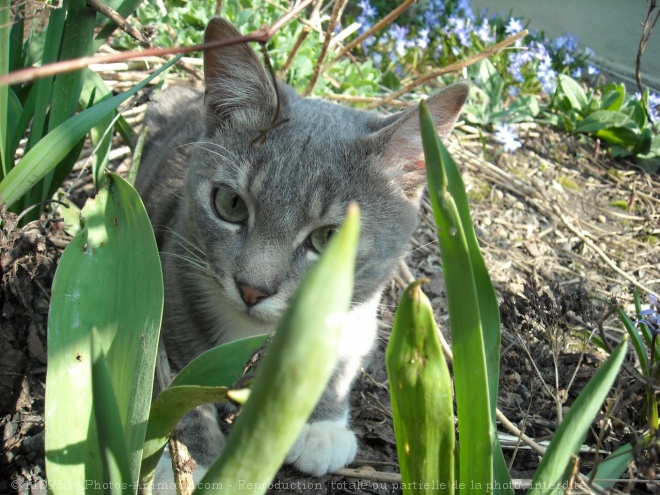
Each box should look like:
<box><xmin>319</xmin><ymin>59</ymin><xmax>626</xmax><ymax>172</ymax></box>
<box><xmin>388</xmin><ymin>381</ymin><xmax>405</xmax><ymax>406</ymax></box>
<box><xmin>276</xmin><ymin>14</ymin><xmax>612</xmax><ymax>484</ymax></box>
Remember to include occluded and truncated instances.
<box><xmin>1</xmin><ymin>76</ymin><xmax>659</xmax><ymax>494</ymax></box>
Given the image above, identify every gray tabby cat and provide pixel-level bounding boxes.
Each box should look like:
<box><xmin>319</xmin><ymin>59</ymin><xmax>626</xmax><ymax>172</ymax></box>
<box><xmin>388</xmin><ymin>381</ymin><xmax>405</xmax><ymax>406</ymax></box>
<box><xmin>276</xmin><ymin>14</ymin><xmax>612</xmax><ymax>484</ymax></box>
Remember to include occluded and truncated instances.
<box><xmin>136</xmin><ymin>16</ymin><xmax>467</xmax><ymax>487</ymax></box>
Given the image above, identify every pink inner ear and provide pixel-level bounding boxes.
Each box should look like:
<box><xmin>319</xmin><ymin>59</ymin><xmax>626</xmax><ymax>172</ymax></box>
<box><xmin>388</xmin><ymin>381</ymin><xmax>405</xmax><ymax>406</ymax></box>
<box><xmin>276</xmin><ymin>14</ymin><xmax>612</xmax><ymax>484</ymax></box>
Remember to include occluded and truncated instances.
<box><xmin>404</xmin><ymin>156</ymin><xmax>426</xmax><ymax>173</ymax></box>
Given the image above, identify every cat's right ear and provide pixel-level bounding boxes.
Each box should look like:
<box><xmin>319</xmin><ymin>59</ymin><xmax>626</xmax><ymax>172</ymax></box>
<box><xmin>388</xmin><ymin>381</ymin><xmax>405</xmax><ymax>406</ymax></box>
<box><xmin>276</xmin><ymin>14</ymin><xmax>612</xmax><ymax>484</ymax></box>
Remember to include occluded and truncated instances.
<box><xmin>203</xmin><ymin>17</ymin><xmax>277</xmax><ymax>129</ymax></box>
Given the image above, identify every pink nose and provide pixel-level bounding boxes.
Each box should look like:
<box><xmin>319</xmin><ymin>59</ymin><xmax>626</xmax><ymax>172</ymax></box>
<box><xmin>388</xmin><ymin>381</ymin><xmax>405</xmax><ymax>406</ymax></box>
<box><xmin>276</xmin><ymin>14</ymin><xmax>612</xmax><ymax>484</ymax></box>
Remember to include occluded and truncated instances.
<box><xmin>237</xmin><ymin>284</ymin><xmax>270</xmax><ymax>307</ymax></box>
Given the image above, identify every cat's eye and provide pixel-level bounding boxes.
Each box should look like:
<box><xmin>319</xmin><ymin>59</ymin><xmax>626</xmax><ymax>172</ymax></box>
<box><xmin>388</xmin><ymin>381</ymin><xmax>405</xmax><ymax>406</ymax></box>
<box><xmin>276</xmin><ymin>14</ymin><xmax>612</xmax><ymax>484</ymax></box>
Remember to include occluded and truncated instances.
<box><xmin>307</xmin><ymin>226</ymin><xmax>337</xmax><ymax>254</ymax></box>
<box><xmin>213</xmin><ymin>186</ymin><xmax>248</xmax><ymax>223</ymax></box>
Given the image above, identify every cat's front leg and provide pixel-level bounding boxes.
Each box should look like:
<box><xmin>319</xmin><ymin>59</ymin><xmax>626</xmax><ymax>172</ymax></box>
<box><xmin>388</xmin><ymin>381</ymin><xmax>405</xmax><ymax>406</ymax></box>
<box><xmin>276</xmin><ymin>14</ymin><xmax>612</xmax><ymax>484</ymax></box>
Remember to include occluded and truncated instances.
<box><xmin>284</xmin><ymin>362</ymin><xmax>358</xmax><ymax>476</ymax></box>
<box><xmin>285</xmin><ymin>297</ymin><xmax>379</xmax><ymax>476</ymax></box>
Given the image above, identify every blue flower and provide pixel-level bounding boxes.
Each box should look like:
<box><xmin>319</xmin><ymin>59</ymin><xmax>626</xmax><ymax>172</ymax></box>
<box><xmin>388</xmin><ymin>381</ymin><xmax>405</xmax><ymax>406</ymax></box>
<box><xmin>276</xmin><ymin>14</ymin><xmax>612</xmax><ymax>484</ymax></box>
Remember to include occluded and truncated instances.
<box><xmin>572</xmin><ymin>67</ymin><xmax>582</xmax><ymax>78</ymax></box>
<box><xmin>447</xmin><ymin>15</ymin><xmax>471</xmax><ymax>47</ymax></box>
<box><xmin>537</xmin><ymin>55</ymin><xmax>557</xmax><ymax>94</ymax></box>
<box><xmin>494</xmin><ymin>123</ymin><xmax>522</xmax><ymax>153</ymax></box>
<box><xmin>357</xmin><ymin>0</ymin><xmax>377</xmax><ymax>35</ymax></box>
<box><xmin>562</xmin><ymin>53</ymin><xmax>575</xmax><ymax>66</ymax></box>
<box><xmin>456</xmin><ymin>0</ymin><xmax>475</xmax><ymax>20</ymax></box>
<box><xmin>552</xmin><ymin>34</ymin><xmax>580</xmax><ymax>53</ymax></box>
<box><xmin>649</xmin><ymin>92</ymin><xmax>660</xmax><ymax>122</ymax></box>
<box><xmin>476</xmin><ymin>18</ymin><xmax>494</xmax><ymax>44</ymax></box>
<box><xmin>508</xmin><ymin>86</ymin><xmax>520</xmax><ymax>97</ymax></box>
<box><xmin>357</xmin><ymin>0</ymin><xmax>377</xmax><ymax>18</ymax></box>
<box><xmin>416</xmin><ymin>28</ymin><xmax>430</xmax><ymax>50</ymax></box>
<box><xmin>505</xmin><ymin>17</ymin><xmax>524</xmax><ymax>36</ymax></box>
<box><xmin>639</xmin><ymin>294</ymin><xmax>660</xmax><ymax>336</ymax></box>
<box><xmin>388</xmin><ymin>24</ymin><xmax>410</xmax><ymax>57</ymax></box>
<box><xmin>587</xmin><ymin>65</ymin><xmax>600</xmax><ymax>76</ymax></box>
<box><xmin>507</xmin><ymin>49</ymin><xmax>532</xmax><ymax>83</ymax></box>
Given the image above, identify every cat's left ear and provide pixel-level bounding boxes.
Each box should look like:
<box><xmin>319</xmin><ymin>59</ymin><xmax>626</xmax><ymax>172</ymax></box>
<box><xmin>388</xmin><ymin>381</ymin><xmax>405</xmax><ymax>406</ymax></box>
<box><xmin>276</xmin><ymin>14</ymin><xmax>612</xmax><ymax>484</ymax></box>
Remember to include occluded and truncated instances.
<box><xmin>376</xmin><ymin>82</ymin><xmax>469</xmax><ymax>200</ymax></box>
<box><xmin>202</xmin><ymin>17</ymin><xmax>278</xmax><ymax>129</ymax></box>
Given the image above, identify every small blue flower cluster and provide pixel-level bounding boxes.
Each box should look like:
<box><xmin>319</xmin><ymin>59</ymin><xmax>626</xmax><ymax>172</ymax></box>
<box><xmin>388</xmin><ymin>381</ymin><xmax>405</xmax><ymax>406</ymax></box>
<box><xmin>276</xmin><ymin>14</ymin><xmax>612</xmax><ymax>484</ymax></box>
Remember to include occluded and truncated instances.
<box><xmin>353</xmin><ymin>0</ymin><xmax>595</xmax><ymax>99</ymax></box>
<box><xmin>633</xmin><ymin>92</ymin><xmax>660</xmax><ymax>123</ymax></box>
<box><xmin>640</xmin><ymin>294</ymin><xmax>660</xmax><ymax>336</ymax></box>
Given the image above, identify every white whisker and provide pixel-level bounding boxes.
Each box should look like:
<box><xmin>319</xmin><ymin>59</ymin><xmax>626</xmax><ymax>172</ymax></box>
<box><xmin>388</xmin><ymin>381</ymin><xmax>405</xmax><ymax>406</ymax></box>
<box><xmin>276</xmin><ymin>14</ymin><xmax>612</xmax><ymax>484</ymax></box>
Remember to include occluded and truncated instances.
<box><xmin>161</xmin><ymin>252</ymin><xmax>208</xmax><ymax>273</ymax></box>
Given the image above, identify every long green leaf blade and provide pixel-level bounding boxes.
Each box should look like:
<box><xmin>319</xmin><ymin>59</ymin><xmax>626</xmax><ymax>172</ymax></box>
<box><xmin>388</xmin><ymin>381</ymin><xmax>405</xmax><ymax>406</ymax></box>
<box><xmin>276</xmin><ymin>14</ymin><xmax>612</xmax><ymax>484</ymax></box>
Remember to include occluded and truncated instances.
<box><xmin>436</xmin><ymin>103</ymin><xmax>511</xmax><ymax>494</ymax></box>
<box><xmin>0</xmin><ymin>0</ymin><xmax>11</xmax><ymax>176</ymax></box>
<box><xmin>46</xmin><ymin>173</ymin><xmax>163</xmax><ymax>493</ymax></box>
<box><xmin>195</xmin><ymin>204</ymin><xmax>360</xmax><ymax>494</ymax></box>
<box><xmin>420</xmin><ymin>99</ymin><xmax>492</xmax><ymax>495</ymax></box>
<box><xmin>387</xmin><ymin>280</ymin><xmax>454</xmax><ymax>495</ymax></box>
<box><xmin>528</xmin><ymin>337</ymin><xmax>628</xmax><ymax>495</ymax></box>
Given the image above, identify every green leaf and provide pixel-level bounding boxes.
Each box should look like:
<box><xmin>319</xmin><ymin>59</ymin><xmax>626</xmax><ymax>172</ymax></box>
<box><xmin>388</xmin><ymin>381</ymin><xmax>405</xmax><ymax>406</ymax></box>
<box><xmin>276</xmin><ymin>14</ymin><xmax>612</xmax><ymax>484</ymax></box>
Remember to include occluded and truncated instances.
<box><xmin>196</xmin><ymin>205</ymin><xmax>360</xmax><ymax>494</ymax></box>
<box><xmin>588</xmin><ymin>442</ymin><xmax>633</xmax><ymax>489</ymax></box>
<box><xmin>171</xmin><ymin>334</ymin><xmax>269</xmax><ymax>388</ymax></box>
<box><xmin>476</xmin><ymin>59</ymin><xmax>504</xmax><ymax>113</ymax></box>
<box><xmin>46</xmin><ymin>173</ymin><xmax>163</xmax><ymax>493</ymax></box>
<box><xmin>26</xmin><ymin>0</ymin><xmax>68</xmax><ymax>151</ymax></box>
<box><xmin>599</xmin><ymin>84</ymin><xmax>625</xmax><ymax>112</ymax></box>
<box><xmin>576</xmin><ymin>110</ymin><xmax>632</xmax><ymax>133</ymax></box>
<box><xmin>387</xmin><ymin>280</ymin><xmax>454</xmax><ymax>495</ymax></box>
<box><xmin>593</xmin><ymin>126</ymin><xmax>639</xmax><ymax>148</ymax></box>
<box><xmin>0</xmin><ymin>2</ymin><xmax>11</xmax><ymax>176</ymax></box>
<box><xmin>81</xmin><ymin>69</ymin><xmax>115</xmax><ymax>188</ymax></box>
<box><xmin>437</xmin><ymin>108</ymin><xmax>512</xmax><ymax>494</ymax></box>
<box><xmin>0</xmin><ymin>56</ymin><xmax>179</xmax><ymax>208</ymax></box>
<box><xmin>557</xmin><ymin>74</ymin><xmax>588</xmax><ymax>112</ymax></box>
<box><xmin>420</xmin><ymin>100</ymin><xmax>493</xmax><ymax>495</ymax></box>
<box><xmin>528</xmin><ymin>337</ymin><xmax>628</xmax><ymax>495</ymax></box>
<box><xmin>91</xmin><ymin>329</ymin><xmax>133</xmax><ymax>495</ymax></box>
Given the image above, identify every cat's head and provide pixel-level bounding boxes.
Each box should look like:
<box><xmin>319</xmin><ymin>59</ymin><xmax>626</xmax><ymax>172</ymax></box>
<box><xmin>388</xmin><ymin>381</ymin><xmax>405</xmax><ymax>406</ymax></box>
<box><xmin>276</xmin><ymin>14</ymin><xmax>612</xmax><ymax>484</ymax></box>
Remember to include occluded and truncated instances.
<box><xmin>179</xmin><ymin>17</ymin><xmax>468</xmax><ymax>333</ymax></box>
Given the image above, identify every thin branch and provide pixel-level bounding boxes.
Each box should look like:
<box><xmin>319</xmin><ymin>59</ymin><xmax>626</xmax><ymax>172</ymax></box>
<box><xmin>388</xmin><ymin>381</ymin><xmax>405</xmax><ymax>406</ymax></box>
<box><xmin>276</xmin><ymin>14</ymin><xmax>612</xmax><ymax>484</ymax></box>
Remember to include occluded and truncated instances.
<box><xmin>635</xmin><ymin>0</ymin><xmax>659</xmax><ymax>133</ymax></box>
<box><xmin>279</xmin><ymin>26</ymin><xmax>311</xmax><ymax>77</ymax></box>
<box><xmin>304</xmin><ymin>0</ymin><xmax>347</xmax><ymax>95</ymax></box>
<box><xmin>365</xmin><ymin>30</ymin><xmax>529</xmax><ymax>109</ymax></box>
<box><xmin>0</xmin><ymin>0</ymin><xmax>314</xmax><ymax>86</ymax></box>
<box><xmin>324</xmin><ymin>0</ymin><xmax>416</xmax><ymax>71</ymax></box>
<box><xmin>85</xmin><ymin>0</ymin><xmax>150</xmax><ymax>47</ymax></box>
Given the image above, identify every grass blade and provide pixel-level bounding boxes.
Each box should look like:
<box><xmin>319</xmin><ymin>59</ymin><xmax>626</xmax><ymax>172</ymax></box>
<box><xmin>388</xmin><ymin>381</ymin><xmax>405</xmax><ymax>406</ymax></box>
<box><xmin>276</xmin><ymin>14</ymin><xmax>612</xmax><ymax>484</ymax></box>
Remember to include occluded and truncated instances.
<box><xmin>0</xmin><ymin>1</ymin><xmax>11</xmax><ymax>176</ymax></box>
<box><xmin>528</xmin><ymin>337</ymin><xmax>628</xmax><ymax>495</ymax></box>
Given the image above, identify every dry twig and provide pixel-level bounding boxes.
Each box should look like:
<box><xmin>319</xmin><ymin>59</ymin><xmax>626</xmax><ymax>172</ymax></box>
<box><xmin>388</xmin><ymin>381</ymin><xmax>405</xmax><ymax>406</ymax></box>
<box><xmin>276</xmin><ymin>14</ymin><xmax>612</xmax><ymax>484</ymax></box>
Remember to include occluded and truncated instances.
<box><xmin>365</xmin><ymin>30</ymin><xmax>529</xmax><ymax>109</ymax></box>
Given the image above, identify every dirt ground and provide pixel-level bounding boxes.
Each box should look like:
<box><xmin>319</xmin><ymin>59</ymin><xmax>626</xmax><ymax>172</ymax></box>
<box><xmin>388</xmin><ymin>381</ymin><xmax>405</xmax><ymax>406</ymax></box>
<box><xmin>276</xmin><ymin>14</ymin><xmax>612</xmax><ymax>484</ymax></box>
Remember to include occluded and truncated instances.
<box><xmin>1</xmin><ymin>71</ymin><xmax>660</xmax><ymax>494</ymax></box>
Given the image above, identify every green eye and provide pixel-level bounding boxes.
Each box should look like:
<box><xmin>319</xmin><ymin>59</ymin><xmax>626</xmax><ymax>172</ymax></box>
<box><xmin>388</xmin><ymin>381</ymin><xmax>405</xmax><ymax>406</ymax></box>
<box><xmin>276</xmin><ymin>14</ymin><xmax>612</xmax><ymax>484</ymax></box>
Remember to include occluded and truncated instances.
<box><xmin>213</xmin><ymin>186</ymin><xmax>248</xmax><ymax>223</ymax></box>
<box><xmin>307</xmin><ymin>226</ymin><xmax>337</xmax><ymax>254</ymax></box>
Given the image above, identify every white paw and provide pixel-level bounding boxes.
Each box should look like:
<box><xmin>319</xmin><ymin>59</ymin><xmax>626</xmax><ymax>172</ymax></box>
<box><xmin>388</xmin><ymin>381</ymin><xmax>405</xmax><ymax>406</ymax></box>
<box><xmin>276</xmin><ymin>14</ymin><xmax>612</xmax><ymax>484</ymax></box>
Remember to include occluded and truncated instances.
<box><xmin>285</xmin><ymin>421</ymin><xmax>357</xmax><ymax>476</ymax></box>
<box><xmin>152</xmin><ymin>448</ymin><xmax>208</xmax><ymax>495</ymax></box>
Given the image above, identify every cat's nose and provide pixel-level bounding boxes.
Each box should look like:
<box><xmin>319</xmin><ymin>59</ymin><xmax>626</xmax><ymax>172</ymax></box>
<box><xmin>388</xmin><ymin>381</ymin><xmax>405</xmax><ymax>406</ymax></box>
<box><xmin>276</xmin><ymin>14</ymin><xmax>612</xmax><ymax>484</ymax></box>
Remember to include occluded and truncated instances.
<box><xmin>236</xmin><ymin>283</ymin><xmax>273</xmax><ymax>307</ymax></box>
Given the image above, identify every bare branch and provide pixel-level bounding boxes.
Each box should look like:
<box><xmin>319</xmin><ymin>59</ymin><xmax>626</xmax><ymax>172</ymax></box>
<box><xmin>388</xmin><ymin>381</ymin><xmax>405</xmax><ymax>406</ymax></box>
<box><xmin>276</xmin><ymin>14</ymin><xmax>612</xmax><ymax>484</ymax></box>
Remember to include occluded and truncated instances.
<box><xmin>323</xmin><ymin>0</ymin><xmax>416</xmax><ymax>71</ymax></box>
<box><xmin>85</xmin><ymin>0</ymin><xmax>150</xmax><ymax>47</ymax></box>
<box><xmin>365</xmin><ymin>30</ymin><xmax>529</xmax><ymax>110</ymax></box>
<box><xmin>636</xmin><ymin>0</ymin><xmax>659</xmax><ymax>133</ymax></box>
